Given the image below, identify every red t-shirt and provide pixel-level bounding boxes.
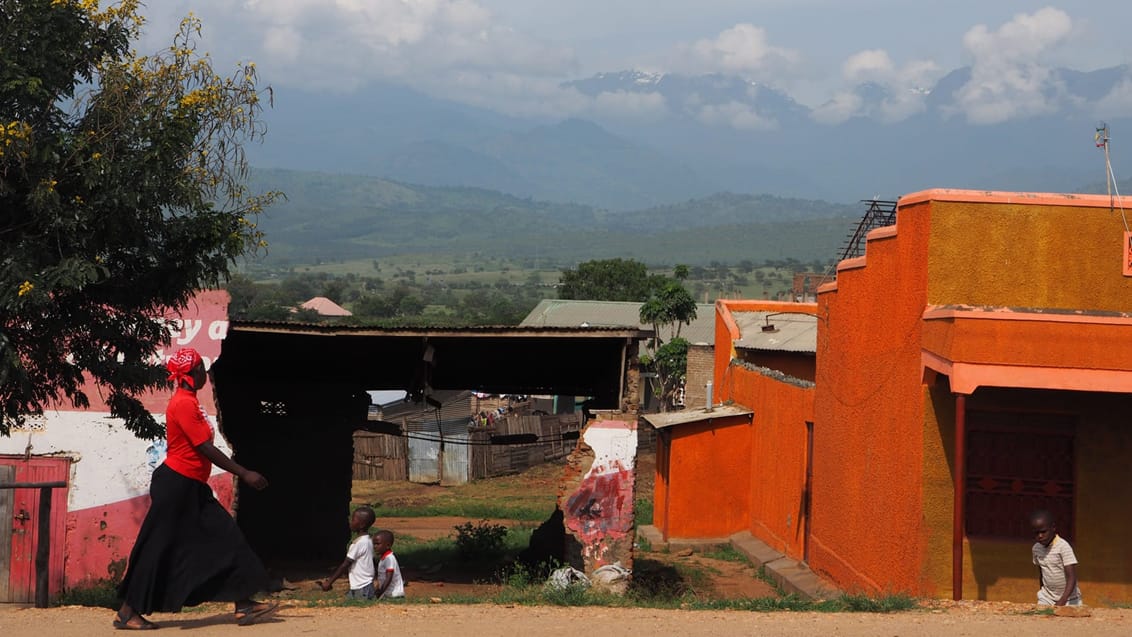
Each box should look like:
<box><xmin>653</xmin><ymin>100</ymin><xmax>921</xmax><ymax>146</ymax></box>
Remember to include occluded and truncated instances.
<box><xmin>163</xmin><ymin>387</ymin><xmax>214</xmax><ymax>483</ymax></box>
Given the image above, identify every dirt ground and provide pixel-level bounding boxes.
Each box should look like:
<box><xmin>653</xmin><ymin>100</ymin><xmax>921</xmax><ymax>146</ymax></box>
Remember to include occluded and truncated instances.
<box><xmin>3</xmin><ymin>603</ymin><xmax>1130</xmax><ymax>636</ymax></box>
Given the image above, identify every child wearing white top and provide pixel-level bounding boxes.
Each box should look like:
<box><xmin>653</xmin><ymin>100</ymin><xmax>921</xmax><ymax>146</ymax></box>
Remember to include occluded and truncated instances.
<box><xmin>373</xmin><ymin>530</ymin><xmax>405</xmax><ymax>599</ymax></box>
<box><xmin>319</xmin><ymin>507</ymin><xmax>377</xmax><ymax>599</ymax></box>
<box><xmin>1030</xmin><ymin>509</ymin><xmax>1082</xmax><ymax>606</ymax></box>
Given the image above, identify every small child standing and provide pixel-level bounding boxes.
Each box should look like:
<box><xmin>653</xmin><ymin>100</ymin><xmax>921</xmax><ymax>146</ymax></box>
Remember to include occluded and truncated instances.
<box><xmin>319</xmin><ymin>506</ymin><xmax>377</xmax><ymax>599</ymax></box>
<box><xmin>1030</xmin><ymin>509</ymin><xmax>1083</xmax><ymax>606</ymax></box>
<box><xmin>373</xmin><ymin>530</ymin><xmax>405</xmax><ymax>599</ymax></box>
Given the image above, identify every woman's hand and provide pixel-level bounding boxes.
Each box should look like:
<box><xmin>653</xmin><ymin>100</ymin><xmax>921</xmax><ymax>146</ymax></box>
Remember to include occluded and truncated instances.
<box><xmin>239</xmin><ymin>470</ymin><xmax>269</xmax><ymax>490</ymax></box>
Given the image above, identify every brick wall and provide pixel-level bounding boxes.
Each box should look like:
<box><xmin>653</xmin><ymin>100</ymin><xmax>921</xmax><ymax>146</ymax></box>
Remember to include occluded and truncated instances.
<box><xmin>684</xmin><ymin>344</ymin><xmax>715</xmax><ymax>410</ymax></box>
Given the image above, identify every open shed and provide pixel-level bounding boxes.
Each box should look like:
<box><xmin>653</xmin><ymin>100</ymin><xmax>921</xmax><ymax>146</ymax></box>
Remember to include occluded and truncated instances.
<box><xmin>209</xmin><ymin>322</ymin><xmax>648</xmax><ymax>565</ymax></box>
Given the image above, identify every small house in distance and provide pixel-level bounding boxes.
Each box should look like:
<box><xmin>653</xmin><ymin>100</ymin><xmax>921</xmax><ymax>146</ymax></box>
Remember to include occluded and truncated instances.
<box><xmin>298</xmin><ymin>296</ymin><xmax>352</xmax><ymax>317</ymax></box>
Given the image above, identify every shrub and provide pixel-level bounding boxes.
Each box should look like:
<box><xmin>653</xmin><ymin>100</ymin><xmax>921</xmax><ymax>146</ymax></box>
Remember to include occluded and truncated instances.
<box><xmin>453</xmin><ymin>520</ymin><xmax>509</xmax><ymax>560</ymax></box>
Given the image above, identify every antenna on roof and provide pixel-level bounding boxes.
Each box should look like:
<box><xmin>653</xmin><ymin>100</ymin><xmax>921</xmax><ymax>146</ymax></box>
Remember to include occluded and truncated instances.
<box><xmin>1096</xmin><ymin>122</ymin><xmax>1128</xmax><ymax>230</ymax></box>
<box><xmin>1097</xmin><ymin>122</ymin><xmax>1113</xmax><ymax>209</ymax></box>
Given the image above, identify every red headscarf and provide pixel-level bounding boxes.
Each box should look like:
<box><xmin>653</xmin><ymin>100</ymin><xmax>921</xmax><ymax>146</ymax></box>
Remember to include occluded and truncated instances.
<box><xmin>166</xmin><ymin>347</ymin><xmax>203</xmax><ymax>389</ymax></box>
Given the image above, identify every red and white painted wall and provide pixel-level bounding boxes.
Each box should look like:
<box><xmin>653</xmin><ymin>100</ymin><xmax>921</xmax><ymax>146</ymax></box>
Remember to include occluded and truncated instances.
<box><xmin>0</xmin><ymin>291</ymin><xmax>235</xmax><ymax>601</ymax></box>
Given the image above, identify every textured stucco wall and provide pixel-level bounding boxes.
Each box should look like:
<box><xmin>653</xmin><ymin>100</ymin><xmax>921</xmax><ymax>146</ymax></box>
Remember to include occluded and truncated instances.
<box><xmin>723</xmin><ymin>363</ymin><xmax>814</xmax><ymax>559</ymax></box>
<box><xmin>925</xmin><ymin>197</ymin><xmax>1132</xmax><ymax>311</ymax></box>
<box><xmin>661</xmin><ymin>415</ymin><xmax>751</xmax><ymax>539</ymax></box>
<box><xmin>811</xmin><ymin>201</ymin><xmax>932</xmax><ymax>594</ymax></box>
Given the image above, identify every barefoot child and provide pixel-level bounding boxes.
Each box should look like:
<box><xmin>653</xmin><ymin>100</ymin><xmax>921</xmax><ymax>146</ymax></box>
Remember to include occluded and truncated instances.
<box><xmin>373</xmin><ymin>530</ymin><xmax>405</xmax><ymax>599</ymax></box>
<box><xmin>320</xmin><ymin>506</ymin><xmax>377</xmax><ymax>599</ymax></box>
<box><xmin>1031</xmin><ymin>509</ymin><xmax>1083</xmax><ymax>606</ymax></box>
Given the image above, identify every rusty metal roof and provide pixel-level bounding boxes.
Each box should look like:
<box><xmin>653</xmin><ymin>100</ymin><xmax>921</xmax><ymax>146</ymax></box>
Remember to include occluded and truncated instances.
<box><xmin>731</xmin><ymin>311</ymin><xmax>817</xmax><ymax>353</ymax></box>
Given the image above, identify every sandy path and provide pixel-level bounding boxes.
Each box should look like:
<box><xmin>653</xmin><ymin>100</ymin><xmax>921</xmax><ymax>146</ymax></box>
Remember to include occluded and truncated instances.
<box><xmin>2</xmin><ymin>603</ymin><xmax>1128</xmax><ymax>637</ymax></box>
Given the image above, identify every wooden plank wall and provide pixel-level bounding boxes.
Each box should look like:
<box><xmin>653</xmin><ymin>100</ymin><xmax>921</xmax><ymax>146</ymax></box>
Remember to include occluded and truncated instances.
<box><xmin>353</xmin><ymin>413</ymin><xmax>583</xmax><ymax>481</ymax></box>
<box><xmin>352</xmin><ymin>430</ymin><xmax>408</xmax><ymax>481</ymax></box>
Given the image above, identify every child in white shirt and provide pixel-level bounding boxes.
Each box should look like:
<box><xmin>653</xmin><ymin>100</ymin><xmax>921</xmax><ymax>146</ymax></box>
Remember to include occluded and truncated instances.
<box><xmin>373</xmin><ymin>529</ymin><xmax>405</xmax><ymax>599</ymax></box>
<box><xmin>319</xmin><ymin>506</ymin><xmax>377</xmax><ymax>599</ymax></box>
<box><xmin>1030</xmin><ymin>509</ymin><xmax>1082</xmax><ymax>606</ymax></box>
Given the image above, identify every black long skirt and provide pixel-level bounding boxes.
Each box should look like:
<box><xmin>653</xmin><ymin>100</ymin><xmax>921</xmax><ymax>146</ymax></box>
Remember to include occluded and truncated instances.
<box><xmin>116</xmin><ymin>464</ymin><xmax>269</xmax><ymax>614</ymax></box>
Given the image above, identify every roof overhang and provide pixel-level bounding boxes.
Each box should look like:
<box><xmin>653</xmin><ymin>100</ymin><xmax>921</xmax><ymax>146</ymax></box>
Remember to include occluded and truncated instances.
<box><xmin>642</xmin><ymin>404</ymin><xmax>753</xmax><ymax>430</ymax></box>
<box><xmin>921</xmin><ymin>305</ymin><xmax>1132</xmax><ymax>394</ymax></box>
<box><xmin>218</xmin><ymin>322</ymin><xmax>651</xmax><ymax>397</ymax></box>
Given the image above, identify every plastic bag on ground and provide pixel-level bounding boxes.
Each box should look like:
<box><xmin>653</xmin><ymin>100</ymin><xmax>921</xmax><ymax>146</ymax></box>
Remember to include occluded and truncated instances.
<box><xmin>545</xmin><ymin>566</ymin><xmax>590</xmax><ymax>591</ymax></box>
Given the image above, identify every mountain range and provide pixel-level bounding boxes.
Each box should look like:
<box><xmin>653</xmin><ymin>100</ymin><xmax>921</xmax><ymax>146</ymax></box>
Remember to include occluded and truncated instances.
<box><xmin>245</xmin><ymin>168</ymin><xmax>859</xmax><ymax>267</ymax></box>
<box><xmin>248</xmin><ymin>65</ymin><xmax>1132</xmax><ymax>210</ymax></box>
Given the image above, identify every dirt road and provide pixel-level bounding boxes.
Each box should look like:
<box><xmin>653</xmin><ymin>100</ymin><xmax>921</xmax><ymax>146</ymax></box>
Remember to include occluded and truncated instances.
<box><xmin>3</xmin><ymin>603</ymin><xmax>1128</xmax><ymax>636</ymax></box>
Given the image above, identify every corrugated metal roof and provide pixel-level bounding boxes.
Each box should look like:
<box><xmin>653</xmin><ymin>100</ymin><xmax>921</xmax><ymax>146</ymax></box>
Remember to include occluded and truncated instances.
<box><xmin>520</xmin><ymin>299</ymin><xmax>716</xmax><ymax>345</ymax></box>
<box><xmin>229</xmin><ymin>320</ymin><xmax>649</xmax><ymax>338</ymax></box>
<box><xmin>732</xmin><ymin>311</ymin><xmax>817</xmax><ymax>353</ymax></box>
<box><xmin>642</xmin><ymin>404</ymin><xmax>753</xmax><ymax>429</ymax></box>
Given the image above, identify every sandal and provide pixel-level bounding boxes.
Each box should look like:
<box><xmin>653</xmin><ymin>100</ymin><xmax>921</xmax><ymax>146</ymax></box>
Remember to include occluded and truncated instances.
<box><xmin>234</xmin><ymin>600</ymin><xmax>280</xmax><ymax>626</ymax></box>
<box><xmin>113</xmin><ymin>610</ymin><xmax>159</xmax><ymax>630</ymax></box>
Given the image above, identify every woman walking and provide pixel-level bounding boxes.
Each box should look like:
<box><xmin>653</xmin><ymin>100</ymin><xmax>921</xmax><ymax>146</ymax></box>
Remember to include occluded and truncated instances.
<box><xmin>114</xmin><ymin>348</ymin><xmax>278</xmax><ymax>629</ymax></box>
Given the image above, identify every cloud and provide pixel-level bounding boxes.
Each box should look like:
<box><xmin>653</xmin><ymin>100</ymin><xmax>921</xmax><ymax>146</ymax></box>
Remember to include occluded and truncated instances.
<box><xmin>676</xmin><ymin>23</ymin><xmax>799</xmax><ymax>78</ymax></box>
<box><xmin>138</xmin><ymin>0</ymin><xmax>578</xmax><ymax>96</ymax></box>
<box><xmin>811</xmin><ymin>49</ymin><xmax>939</xmax><ymax>124</ymax></box>
<box><xmin>1093</xmin><ymin>76</ymin><xmax>1132</xmax><ymax>115</ymax></box>
<box><xmin>696</xmin><ymin>101</ymin><xmax>777</xmax><ymax>131</ymax></box>
<box><xmin>953</xmin><ymin>7</ymin><xmax>1074</xmax><ymax>124</ymax></box>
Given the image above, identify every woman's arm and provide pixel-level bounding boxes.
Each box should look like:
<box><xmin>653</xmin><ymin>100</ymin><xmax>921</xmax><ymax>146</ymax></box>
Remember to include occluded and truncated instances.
<box><xmin>195</xmin><ymin>441</ymin><xmax>268</xmax><ymax>489</ymax></box>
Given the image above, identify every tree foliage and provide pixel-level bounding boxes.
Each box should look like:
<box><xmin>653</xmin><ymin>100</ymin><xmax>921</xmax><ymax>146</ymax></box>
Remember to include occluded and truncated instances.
<box><xmin>0</xmin><ymin>1</ymin><xmax>278</xmax><ymax>436</ymax></box>
<box><xmin>638</xmin><ymin>268</ymin><xmax>697</xmax><ymax>411</ymax></box>
<box><xmin>557</xmin><ymin>258</ymin><xmax>652</xmax><ymax>302</ymax></box>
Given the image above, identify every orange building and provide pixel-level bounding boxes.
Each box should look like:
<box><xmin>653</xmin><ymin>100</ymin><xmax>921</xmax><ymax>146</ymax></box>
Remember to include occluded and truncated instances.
<box><xmin>812</xmin><ymin>189</ymin><xmax>1132</xmax><ymax>602</ymax></box>
<box><xmin>651</xmin><ymin>189</ymin><xmax>1132</xmax><ymax>602</ymax></box>
<box><xmin>648</xmin><ymin>300</ymin><xmax>818</xmax><ymax>559</ymax></box>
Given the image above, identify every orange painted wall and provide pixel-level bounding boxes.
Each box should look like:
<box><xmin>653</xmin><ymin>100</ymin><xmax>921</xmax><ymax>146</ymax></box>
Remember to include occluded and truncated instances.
<box><xmin>811</xmin><ymin>202</ymin><xmax>933</xmax><ymax>593</ymax></box>
<box><xmin>658</xmin><ymin>415</ymin><xmax>752</xmax><ymax>539</ymax></box>
<box><xmin>708</xmin><ymin>300</ymin><xmax>818</xmax><ymax>557</ymax></box>
<box><xmin>721</xmin><ymin>362</ymin><xmax>814</xmax><ymax>558</ymax></box>
<box><xmin>813</xmin><ymin>190</ymin><xmax>1132</xmax><ymax>598</ymax></box>
<box><xmin>922</xmin><ymin>195</ymin><xmax>1132</xmax><ymax>312</ymax></box>
<box><xmin>735</xmin><ymin>351</ymin><xmax>816</xmax><ymax>382</ymax></box>
<box><xmin>916</xmin><ymin>193</ymin><xmax>1132</xmax><ymax>599</ymax></box>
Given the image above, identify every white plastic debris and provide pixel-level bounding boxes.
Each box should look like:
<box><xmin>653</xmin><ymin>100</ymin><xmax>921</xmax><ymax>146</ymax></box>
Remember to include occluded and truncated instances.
<box><xmin>545</xmin><ymin>566</ymin><xmax>590</xmax><ymax>591</ymax></box>
<box><xmin>591</xmin><ymin>562</ymin><xmax>632</xmax><ymax>594</ymax></box>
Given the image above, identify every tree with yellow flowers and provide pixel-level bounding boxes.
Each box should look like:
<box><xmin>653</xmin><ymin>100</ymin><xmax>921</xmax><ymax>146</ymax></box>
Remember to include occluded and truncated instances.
<box><xmin>0</xmin><ymin>0</ymin><xmax>279</xmax><ymax>436</ymax></box>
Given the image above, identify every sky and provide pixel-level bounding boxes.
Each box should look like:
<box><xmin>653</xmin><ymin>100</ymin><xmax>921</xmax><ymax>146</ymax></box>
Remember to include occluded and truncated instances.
<box><xmin>136</xmin><ymin>1</ymin><xmax>1132</xmax><ymax>123</ymax></box>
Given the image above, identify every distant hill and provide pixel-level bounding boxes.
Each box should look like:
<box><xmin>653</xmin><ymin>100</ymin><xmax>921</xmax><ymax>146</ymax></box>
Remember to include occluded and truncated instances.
<box><xmin>247</xmin><ymin>168</ymin><xmax>857</xmax><ymax>266</ymax></box>
<box><xmin>247</xmin><ymin>66</ymin><xmax>1132</xmax><ymax>209</ymax></box>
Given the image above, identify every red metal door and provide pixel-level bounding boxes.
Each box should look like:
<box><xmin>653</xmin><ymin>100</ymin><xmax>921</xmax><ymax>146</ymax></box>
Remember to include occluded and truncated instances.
<box><xmin>3</xmin><ymin>457</ymin><xmax>70</xmax><ymax>603</ymax></box>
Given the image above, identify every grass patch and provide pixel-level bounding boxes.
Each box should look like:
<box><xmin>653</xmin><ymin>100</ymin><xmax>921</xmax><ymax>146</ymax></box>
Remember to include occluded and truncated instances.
<box><xmin>1020</xmin><ymin>606</ymin><xmax>1056</xmax><ymax>616</ymax></box>
<box><xmin>756</xmin><ymin>565</ymin><xmax>788</xmax><ymax>597</ymax></box>
<box><xmin>634</xmin><ymin>497</ymin><xmax>653</xmax><ymax>528</ymax></box>
<box><xmin>395</xmin><ymin>526</ymin><xmax>535</xmax><ymax>570</ymax></box>
<box><xmin>701</xmin><ymin>545</ymin><xmax>751</xmax><ymax>564</ymax></box>
<box><xmin>821</xmin><ymin>593</ymin><xmax>917</xmax><ymax>613</ymax></box>
<box><xmin>55</xmin><ymin>579</ymin><xmax>119</xmax><ymax>609</ymax></box>
<box><xmin>373</xmin><ymin>501</ymin><xmax>550</xmax><ymax>521</ymax></box>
